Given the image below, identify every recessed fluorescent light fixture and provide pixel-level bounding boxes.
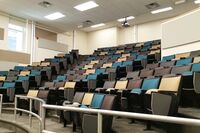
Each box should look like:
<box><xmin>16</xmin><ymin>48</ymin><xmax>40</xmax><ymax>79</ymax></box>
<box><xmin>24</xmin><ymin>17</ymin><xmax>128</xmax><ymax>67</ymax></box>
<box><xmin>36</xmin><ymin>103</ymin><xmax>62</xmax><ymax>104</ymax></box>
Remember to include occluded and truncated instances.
<box><xmin>151</xmin><ymin>7</ymin><xmax>173</xmax><ymax>14</ymax></box>
<box><xmin>45</xmin><ymin>12</ymin><xmax>65</xmax><ymax>20</ymax></box>
<box><xmin>91</xmin><ymin>23</ymin><xmax>105</xmax><ymax>28</ymax></box>
<box><xmin>195</xmin><ymin>0</ymin><xmax>200</xmax><ymax>4</ymax></box>
<box><xmin>74</xmin><ymin>1</ymin><xmax>99</xmax><ymax>11</ymax></box>
<box><xmin>117</xmin><ymin>16</ymin><xmax>135</xmax><ymax>22</ymax></box>
<box><xmin>175</xmin><ymin>0</ymin><xmax>186</xmax><ymax>5</ymax></box>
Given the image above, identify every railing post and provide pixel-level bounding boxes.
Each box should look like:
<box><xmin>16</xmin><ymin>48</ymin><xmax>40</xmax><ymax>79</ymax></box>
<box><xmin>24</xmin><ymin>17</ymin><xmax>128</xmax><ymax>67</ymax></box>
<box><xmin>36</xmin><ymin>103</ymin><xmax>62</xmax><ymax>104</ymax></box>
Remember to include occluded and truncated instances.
<box><xmin>97</xmin><ymin>112</ymin><xmax>102</xmax><ymax>133</ymax></box>
<box><xmin>0</xmin><ymin>94</ymin><xmax>3</xmax><ymax>117</ymax></box>
<box><xmin>14</xmin><ymin>96</ymin><xmax>17</xmax><ymax>121</ymax></box>
<box><xmin>41</xmin><ymin>104</ymin><xmax>46</xmax><ymax>131</ymax></box>
<box><xmin>29</xmin><ymin>99</ymin><xmax>32</xmax><ymax>127</ymax></box>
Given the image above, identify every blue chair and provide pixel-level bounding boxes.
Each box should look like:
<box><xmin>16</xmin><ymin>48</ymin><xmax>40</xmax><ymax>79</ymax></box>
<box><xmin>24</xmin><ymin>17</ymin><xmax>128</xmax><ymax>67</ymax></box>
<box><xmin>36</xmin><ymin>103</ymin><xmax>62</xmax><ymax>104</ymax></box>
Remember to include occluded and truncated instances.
<box><xmin>55</xmin><ymin>75</ymin><xmax>66</xmax><ymax>81</ymax></box>
<box><xmin>17</xmin><ymin>76</ymin><xmax>29</xmax><ymax>81</ymax></box>
<box><xmin>131</xmin><ymin>78</ymin><xmax>160</xmax><ymax>94</ymax></box>
<box><xmin>135</xmin><ymin>55</ymin><xmax>147</xmax><ymax>61</ymax></box>
<box><xmin>0</xmin><ymin>71</ymin><xmax>8</xmax><ymax>76</ymax></box>
<box><xmin>175</xmin><ymin>58</ymin><xmax>192</xmax><ymax>66</ymax></box>
<box><xmin>0</xmin><ymin>82</ymin><xmax>15</xmax><ymax>89</ymax></box>
<box><xmin>182</xmin><ymin>63</ymin><xmax>200</xmax><ymax>76</ymax></box>
<box><xmin>30</xmin><ymin>70</ymin><xmax>41</xmax><ymax>76</ymax></box>
<box><xmin>112</xmin><ymin>62</ymin><xmax>122</xmax><ymax>68</ymax></box>
<box><xmin>91</xmin><ymin>94</ymin><xmax>105</xmax><ymax>108</ymax></box>
<box><xmin>122</xmin><ymin>61</ymin><xmax>133</xmax><ymax>67</ymax></box>
<box><xmin>95</xmin><ymin>68</ymin><xmax>106</xmax><ymax>75</ymax></box>
<box><xmin>83</xmin><ymin>74</ymin><xmax>98</xmax><ymax>82</ymax></box>
<box><xmin>14</xmin><ymin>66</ymin><xmax>25</xmax><ymax>71</ymax></box>
<box><xmin>144</xmin><ymin>41</ymin><xmax>152</xmax><ymax>47</ymax></box>
<box><xmin>162</xmin><ymin>55</ymin><xmax>175</xmax><ymax>62</ymax></box>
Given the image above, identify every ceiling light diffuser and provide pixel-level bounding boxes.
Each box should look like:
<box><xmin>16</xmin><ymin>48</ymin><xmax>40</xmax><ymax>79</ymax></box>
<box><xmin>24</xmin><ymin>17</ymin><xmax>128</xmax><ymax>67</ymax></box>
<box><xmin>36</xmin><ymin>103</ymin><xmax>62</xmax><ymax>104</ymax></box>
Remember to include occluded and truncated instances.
<box><xmin>151</xmin><ymin>7</ymin><xmax>173</xmax><ymax>14</ymax></box>
<box><xmin>195</xmin><ymin>0</ymin><xmax>200</xmax><ymax>4</ymax></box>
<box><xmin>117</xmin><ymin>16</ymin><xmax>135</xmax><ymax>22</ymax></box>
<box><xmin>45</xmin><ymin>12</ymin><xmax>65</xmax><ymax>20</ymax></box>
<box><xmin>74</xmin><ymin>1</ymin><xmax>99</xmax><ymax>11</ymax></box>
<box><xmin>91</xmin><ymin>23</ymin><xmax>105</xmax><ymax>28</ymax></box>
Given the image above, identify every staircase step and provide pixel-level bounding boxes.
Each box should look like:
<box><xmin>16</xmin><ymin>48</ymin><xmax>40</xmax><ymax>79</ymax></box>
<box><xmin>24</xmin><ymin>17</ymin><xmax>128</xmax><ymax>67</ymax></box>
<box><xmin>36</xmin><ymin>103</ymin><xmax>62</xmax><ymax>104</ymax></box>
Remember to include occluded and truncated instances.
<box><xmin>0</xmin><ymin>127</ymin><xmax>15</xmax><ymax>133</ymax></box>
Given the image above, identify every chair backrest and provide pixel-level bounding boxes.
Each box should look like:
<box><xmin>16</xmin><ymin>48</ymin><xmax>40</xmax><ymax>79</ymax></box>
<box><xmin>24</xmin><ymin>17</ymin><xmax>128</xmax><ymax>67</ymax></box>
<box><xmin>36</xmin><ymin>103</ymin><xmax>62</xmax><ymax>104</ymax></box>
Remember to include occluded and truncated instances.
<box><xmin>44</xmin><ymin>82</ymin><xmax>55</xmax><ymax>88</ymax></box>
<box><xmin>14</xmin><ymin>66</ymin><xmax>25</xmax><ymax>71</ymax></box>
<box><xmin>0</xmin><ymin>71</ymin><xmax>8</xmax><ymax>76</ymax></box>
<box><xmin>160</xmin><ymin>60</ymin><xmax>176</xmax><ymax>67</ymax></box>
<box><xmin>85</xmin><ymin>69</ymin><xmax>95</xmax><ymax>75</ymax></box>
<box><xmin>146</xmin><ymin>63</ymin><xmax>159</xmax><ymax>69</ymax></box>
<box><xmin>18</xmin><ymin>76</ymin><xmax>29</xmax><ymax>81</ymax></box>
<box><xmin>193</xmin><ymin>56</ymin><xmax>200</xmax><ymax>63</ymax></box>
<box><xmin>0</xmin><ymin>76</ymin><xmax>6</xmax><ymax>81</ymax></box>
<box><xmin>103</xmin><ymin>81</ymin><xmax>116</xmax><ymax>89</ymax></box>
<box><xmin>106</xmin><ymin>67</ymin><xmax>116</xmax><ymax>73</ymax></box>
<box><xmin>154</xmin><ymin>67</ymin><xmax>172</xmax><ymax>77</ymax></box>
<box><xmin>27</xmin><ymin>90</ymin><xmax>39</xmax><ymax>97</ymax></box>
<box><xmin>141</xmin><ymin>78</ymin><xmax>160</xmax><ymax>90</ymax></box>
<box><xmin>101</xmin><ymin>95</ymin><xmax>116</xmax><ymax>110</ymax></box>
<box><xmin>87</xmin><ymin>74</ymin><xmax>97</xmax><ymax>80</ymax></box>
<box><xmin>56</xmin><ymin>75</ymin><xmax>66</xmax><ymax>81</ymax></box>
<box><xmin>115</xmin><ymin>80</ymin><xmax>128</xmax><ymax>90</ymax></box>
<box><xmin>37</xmin><ymin>90</ymin><xmax>49</xmax><ymax>100</ymax></box>
<box><xmin>41</xmin><ymin>62</ymin><xmax>50</xmax><ymax>66</ymax></box>
<box><xmin>3</xmin><ymin>82</ymin><xmax>15</xmax><ymax>88</ymax></box>
<box><xmin>126</xmin><ymin>79</ymin><xmax>143</xmax><ymax>90</ymax></box>
<box><xmin>112</xmin><ymin>62</ymin><xmax>122</xmax><ymax>68</ymax></box>
<box><xmin>32</xmin><ymin>62</ymin><xmax>41</xmax><ymax>66</ymax></box>
<box><xmin>122</xmin><ymin>61</ymin><xmax>133</xmax><ymax>66</ymax></box>
<box><xmin>91</xmin><ymin>94</ymin><xmax>105</xmax><ymax>108</ymax></box>
<box><xmin>95</xmin><ymin>68</ymin><xmax>106</xmax><ymax>75</ymax></box>
<box><xmin>82</xmin><ymin>93</ymin><xmax>94</xmax><ymax>106</ymax></box>
<box><xmin>175</xmin><ymin>53</ymin><xmax>190</xmax><ymax>60</ymax></box>
<box><xmin>64</xmin><ymin>82</ymin><xmax>76</xmax><ymax>89</ymax></box>
<box><xmin>139</xmin><ymin>69</ymin><xmax>154</xmax><ymax>78</ymax></box>
<box><xmin>171</xmin><ymin>65</ymin><xmax>191</xmax><ymax>74</ymax></box>
<box><xmin>175</xmin><ymin>58</ymin><xmax>192</xmax><ymax>66</ymax></box>
<box><xmin>54</xmin><ymin>81</ymin><xmax>65</xmax><ymax>88</ymax></box>
<box><xmin>90</xmin><ymin>60</ymin><xmax>99</xmax><ymax>65</ymax></box>
<box><xmin>190</xmin><ymin>50</ymin><xmax>200</xmax><ymax>57</ymax></box>
<box><xmin>126</xmin><ymin>71</ymin><xmax>140</xmax><ymax>79</ymax></box>
<box><xmin>191</xmin><ymin>63</ymin><xmax>200</xmax><ymax>72</ymax></box>
<box><xmin>158</xmin><ymin>76</ymin><xmax>182</xmax><ymax>92</ymax></box>
<box><xmin>84</xmin><ymin>64</ymin><xmax>93</xmax><ymax>69</ymax></box>
<box><xmin>162</xmin><ymin>55</ymin><xmax>175</xmax><ymax>61</ymax></box>
<box><xmin>73</xmin><ymin>92</ymin><xmax>85</xmax><ymax>103</ymax></box>
<box><xmin>117</xmin><ymin>57</ymin><xmax>127</xmax><ymax>62</ymax></box>
<box><xmin>19</xmin><ymin>71</ymin><xmax>30</xmax><ymax>76</ymax></box>
<box><xmin>102</xmin><ymin>63</ymin><xmax>112</xmax><ymax>68</ymax></box>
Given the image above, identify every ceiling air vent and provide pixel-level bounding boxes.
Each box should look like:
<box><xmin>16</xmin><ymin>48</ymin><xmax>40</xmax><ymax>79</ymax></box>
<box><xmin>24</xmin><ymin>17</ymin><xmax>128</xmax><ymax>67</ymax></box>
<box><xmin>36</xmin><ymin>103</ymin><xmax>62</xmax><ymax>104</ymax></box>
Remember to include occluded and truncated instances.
<box><xmin>145</xmin><ymin>2</ymin><xmax>160</xmax><ymax>10</ymax></box>
<box><xmin>78</xmin><ymin>20</ymin><xmax>94</xmax><ymax>28</ymax></box>
<box><xmin>38</xmin><ymin>1</ymin><xmax>52</xmax><ymax>8</ymax></box>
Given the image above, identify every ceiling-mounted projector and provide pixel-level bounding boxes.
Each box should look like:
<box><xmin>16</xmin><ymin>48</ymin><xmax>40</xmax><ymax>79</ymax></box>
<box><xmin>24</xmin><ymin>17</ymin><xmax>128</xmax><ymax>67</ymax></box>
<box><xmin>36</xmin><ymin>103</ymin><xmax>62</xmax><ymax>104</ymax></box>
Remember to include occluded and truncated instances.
<box><xmin>122</xmin><ymin>18</ymin><xmax>130</xmax><ymax>27</ymax></box>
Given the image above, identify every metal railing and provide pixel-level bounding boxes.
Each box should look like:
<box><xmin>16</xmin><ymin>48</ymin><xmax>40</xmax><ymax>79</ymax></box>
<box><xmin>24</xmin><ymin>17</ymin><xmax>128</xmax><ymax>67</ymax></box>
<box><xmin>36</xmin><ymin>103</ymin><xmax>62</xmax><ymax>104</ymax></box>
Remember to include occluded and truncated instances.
<box><xmin>14</xmin><ymin>95</ymin><xmax>45</xmax><ymax>133</ymax></box>
<box><xmin>11</xmin><ymin>95</ymin><xmax>200</xmax><ymax>133</ymax></box>
<box><xmin>42</xmin><ymin>104</ymin><xmax>200</xmax><ymax>133</ymax></box>
<box><xmin>0</xmin><ymin>94</ymin><xmax>3</xmax><ymax>116</ymax></box>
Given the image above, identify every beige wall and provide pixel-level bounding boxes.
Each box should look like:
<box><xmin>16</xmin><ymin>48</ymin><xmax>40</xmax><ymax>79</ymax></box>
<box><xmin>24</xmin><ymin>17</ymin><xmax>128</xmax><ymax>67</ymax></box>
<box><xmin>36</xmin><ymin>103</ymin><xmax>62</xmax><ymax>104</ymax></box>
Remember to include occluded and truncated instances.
<box><xmin>75</xmin><ymin>30</ymin><xmax>88</xmax><ymax>55</ymax></box>
<box><xmin>118</xmin><ymin>26</ymin><xmax>135</xmax><ymax>45</ymax></box>
<box><xmin>87</xmin><ymin>27</ymin><xmax>118</xmax><ymax>54</ymax></box>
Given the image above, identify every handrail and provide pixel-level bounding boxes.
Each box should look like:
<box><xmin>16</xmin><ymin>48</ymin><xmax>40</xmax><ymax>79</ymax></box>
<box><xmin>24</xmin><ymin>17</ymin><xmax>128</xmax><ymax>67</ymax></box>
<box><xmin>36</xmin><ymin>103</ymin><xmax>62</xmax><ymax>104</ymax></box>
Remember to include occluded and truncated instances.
<box><xmin>14</xmin><ymin>95</ymin><xmax>45</xmax><ymax>133</ymax></box>
<box><xmin>42</xmin><ymin>104</ymin><xmax>200</xmax><ymax>133</ymax></box>
<box><xmin>0</xmin><ymin>94</ymin><xmax>3</xmax><ymax>116</ymax></box>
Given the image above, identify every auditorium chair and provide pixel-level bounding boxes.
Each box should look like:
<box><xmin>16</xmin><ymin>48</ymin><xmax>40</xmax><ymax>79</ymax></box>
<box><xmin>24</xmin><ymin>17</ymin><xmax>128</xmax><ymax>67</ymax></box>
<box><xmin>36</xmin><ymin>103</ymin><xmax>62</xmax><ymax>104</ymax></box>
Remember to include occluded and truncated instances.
<box><xmin>129</xmin><ymin>78</ymin><xmax>160</xmax><ymax>113</ymax></box>
<box><xmin>95</xmin><ymin>81</ymin><xmax>116</xmax><ymax>92</ymax></box>
<box><xmin>190</xmin><ymin>50</ymin><xmax>200</xmax><ymax>57</ymax></box>
<box><xmin>106</xmin><ymin>80</ymin><xmax>128</xmax><ymax>94</ymax></box>
<box><xmin>82</xmin><ymin>95</ymin><xmax>116</xmax><ymax>133</ymax></box>
<box><xmin>160</xmin><ymin>60</ymin><xmax>176</xmax><ymax>67</ymax></box>
<box><xmin>15</xmin><ymin>76</ymin><xmax>29</xmax><ymax>93</ymax></box>
<box><xmin>175</xmin><ymin>52</ymin><xmax>190</xmax><ymax>60</ymax></box>
<box><xmin>39</xmin><ymin>82</ymin><xmax>55</xmax><ymax>90</ymax></box>
<box><xmin>29</xmin><ymin>70</ymin><xmax>42</xmax><ymax>86</ymax></box>
<box><xmin>34</xmin><ymin>90</ymin><xmax>50</xmax><ymax>111</ymax></box>
<box><xmin>0</xmin><ymin>71</ymin><xmax>8</xmax><ymax>76</ymax></box>
<box><xmin>146</xmin><ymin>63</ymin><xmax>160</xmax><ymax>69</ymax></box>
<box><xmin>121</xmin><ymin>71</ymin><xmax>140</xmax><ymax>80</ymax></box>
<box><xmin>154</xmin><ymin>67</ymin><xmax>172</xmax><ymax>77</ymax></box>
<box><xmin>14</xmin><ymin>66</ymin><xmax>25</xmax><ymax>71</ymax></box>
<box><xmin>175</xmin><ymin>58</ymin><xmax>193</xmax><ymax>66</ymax></box>
<box><xmin>145</xmin><ymin>76</ymin><xmax>182</xmax><ymax>112</ymax></box>
<box><xmin>171</xmin><ymin>65</ymin><xmax>191</xmax><ymax>75</ymax></box>
<box><xmin>0</xmin><ymin>76</ymin><xmax>6</xmax><ymax>81</ymax></box>
<box><xmin>62</xmin><ymin>92</ymin><xmax>85</xmax><ymax>127</ymax></box>
<box><xmin>162</xmin><ymin>55</ymin><xmax>175</xmax><ymax>62</ymax></box>
<box><xmin>193</xmin><ymin>56</ymin><xmax>200</xmax><ymax>63</ymax></box>
<box><xmin>139</xmin><ymin>69</ymin><xmax>154</xmax><ymax>78</ymax></box>
<box><xmin>0</xmin><ymin>81</ymin><xmax>16</xmax><ymax>102</ymax></box>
